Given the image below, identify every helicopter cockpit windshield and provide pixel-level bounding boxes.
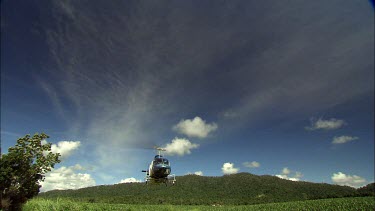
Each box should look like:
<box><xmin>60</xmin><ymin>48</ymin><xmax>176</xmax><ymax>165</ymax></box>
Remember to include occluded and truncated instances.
<box><xmin>154</xmin><ymin>158</ymin><xmax>169</xmax><ymax>165</ymax></box>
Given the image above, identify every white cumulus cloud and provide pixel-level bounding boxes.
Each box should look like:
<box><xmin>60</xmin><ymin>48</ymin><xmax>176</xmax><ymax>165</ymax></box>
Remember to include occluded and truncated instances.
<box><xmin>46</xmin><ymin>141</ymin><xmax>81</xmax><ymax>159</ymax></box>
<box><xmin>331</xmin><ymin>172</ymin><xmax>367</xmax><ymax>188</ymax></box>
<box><xmin>164</xmin><ymin>137</ymin><xmax>199</xmax><ymax>156</ymax></box>
<box><xmin>40</xmin><ymin>165</ymin><xmax>95</xmax><ymax>192</ymax></box>
<box><xmin>276</xmin><ymin>167</ymin><xmax>303</xmax><ymax>181</ymax></box>
<box><xmin>119</xmin><ymin>177</ymin><xmax>142</xmax><ymax>183</ymax></box>
<box><xmin>185</xmin><ymin>171</ymin><xmax>203</xmax><ymax>176</ymax></box>
<box><xmin>173</xmin><ymin>116</ymin><xmax>218</xmax><ymax>138</ymax></box>
<box><xmin>194</xmin><ymin>171</ymin><xmax>203</xmax><ymax>176</ymax></box>
<box><xmin>243</xmin><ymin>161</ymin><xmax>260</xmax><ymax>168</ymax></box>
<box><xmin>222</xmin><ymin>162</ymin><xmax>239</xmax><ymax>175</ymax></box>
<box><xmin>305</xmin><ymin>117</ymin><xmax>346</xmax><ymax>130</ymax></box>
<box><xmin>275</xmin><ymin>174</ymin><xmax>300</xmax><ymax>181</ymax></box>
<box><xmin>332</xmin><ymin>136</ymin><xmax>358</xmax><ymax>144</ymax></box>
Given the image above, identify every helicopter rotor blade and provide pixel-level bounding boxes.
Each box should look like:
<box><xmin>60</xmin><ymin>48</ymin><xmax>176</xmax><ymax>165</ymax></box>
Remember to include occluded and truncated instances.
<box><xmin>118</xmin><ymin>141</ymin><xmax>160</xmax><ymax>150</ymax></box>
<box><xmin>154</xmin><ymin>146</ymin><xmax>166</xmax><ymax>151</ymax></box>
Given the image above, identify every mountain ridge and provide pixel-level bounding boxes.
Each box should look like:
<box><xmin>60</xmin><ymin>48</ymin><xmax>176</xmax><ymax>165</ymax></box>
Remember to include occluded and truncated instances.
<box><xmin>38</xmin><ymin>173</ymin><xmax>371</xmax><ymax>205</ymax></box>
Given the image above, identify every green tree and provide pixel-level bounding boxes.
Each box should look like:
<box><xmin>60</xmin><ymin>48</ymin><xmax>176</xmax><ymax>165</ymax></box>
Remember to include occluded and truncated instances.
<box><xmin>0</xmin><ymin>133</ymin><xmax>61</xmax><ymax>210</ymax></box>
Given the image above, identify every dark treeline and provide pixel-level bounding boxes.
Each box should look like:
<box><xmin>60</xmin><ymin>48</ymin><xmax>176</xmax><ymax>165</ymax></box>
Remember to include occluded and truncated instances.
<box><xmin>38</xmin><ymin>173</ymin><xmax>373</xmax><ymax>205</ymax></box>
<box><xmin>357</xmin><ymin>183</ymin><xmax>375</xmax><ymax>197</ymax></box>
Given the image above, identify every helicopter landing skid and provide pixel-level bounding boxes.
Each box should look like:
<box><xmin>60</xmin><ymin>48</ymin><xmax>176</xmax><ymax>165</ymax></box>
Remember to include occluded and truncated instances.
<box><xmin>145</xmin><ymin>174</ymin><xmax>176</xmax><ymax>186</ymax></box>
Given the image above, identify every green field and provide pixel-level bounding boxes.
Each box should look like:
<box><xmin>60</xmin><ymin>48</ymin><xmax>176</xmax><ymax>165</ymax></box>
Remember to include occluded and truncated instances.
<box><xmin>23</xmin><ymin>197</ymin><xmax>374</xmax><ymax>211</ymax></box>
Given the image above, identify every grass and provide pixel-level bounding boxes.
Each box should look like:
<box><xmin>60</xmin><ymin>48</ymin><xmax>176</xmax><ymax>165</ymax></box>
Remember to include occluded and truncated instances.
<box><xmin>23</xmin><ymin>197</ymin><xmax>374</xmax><ymax>210</ymax></box>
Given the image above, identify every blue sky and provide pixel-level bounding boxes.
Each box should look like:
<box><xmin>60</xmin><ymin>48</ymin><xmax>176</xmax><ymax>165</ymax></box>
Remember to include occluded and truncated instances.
<box><xmin>1</xmin><ymin>0</ymin><xmax>374</xmax><ymax>191</ymax></box>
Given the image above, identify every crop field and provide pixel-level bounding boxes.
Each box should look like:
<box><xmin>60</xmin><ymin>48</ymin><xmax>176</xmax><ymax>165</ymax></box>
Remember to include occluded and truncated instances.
<box><xmin>23</xmin><ymin>197</ymin><xmax>374</xmax><ymax>211</ymax></box>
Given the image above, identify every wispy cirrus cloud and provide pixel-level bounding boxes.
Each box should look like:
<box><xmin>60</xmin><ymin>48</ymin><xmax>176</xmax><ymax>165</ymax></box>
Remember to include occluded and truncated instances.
<box><xmin>27</xmin><ymin>0</ymin><xmax>373</xmax><ymax>184</ymax></box>
<box><xmin>332</xmin><ymin>136</ymin><xmax>358</xmax><ymax>144</ymax></box>
<box><xmin>0</xmin><ymin>130</ymin><xmax>23</xmax><ymax>137</ymax></box>
<box><xmin>305</xmin><ymin>117</ymin><xmax>346</xmax><ymax>131</ymax></box>
<box><xmin>243</xmin><ymin>161</ymin><xmax>260</xmax><ymax>168</ymax></box>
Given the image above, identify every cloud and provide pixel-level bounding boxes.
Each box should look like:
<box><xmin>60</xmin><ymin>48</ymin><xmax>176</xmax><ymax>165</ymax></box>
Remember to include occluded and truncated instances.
<box><xmin>305</xmin><ymin>118</ymin><xmax>346</xmax><ymax>130</ymax></box>
<box><xmin>282</xmin><ymin>167</ymin><xmax>291</xmax><ymax>175</ymax></box>
<box><xmin>275</xmin><ymin>174</ymin><xmax>300</xmax><ymax>181</ymax></box>
<box><xmin>18</xmin><ymin>1</ymin><xmax>372</xmax><ymax>187</ymax></box>
<box><xmin>70</xmin><ymin>164</ymin><xmax>85</xmax><ymax>171</ymax></box>
<box><xmin>0</xmin><ymin>130</ymin><xmax>23</xmax><ymax>138</ymax></box>
<box><xmin>276</xmin><ymin>168</ymin><xmax>303</xmax><ymax>181</ymax></box>
<box><xmin>50</xmin><ymin>141</ymin><xmax>81</xmax><ymax>159</ymax></box>
<box><xmin>222</xmin><ymin>162</ymin><xmax>239</xmax><ymax>175</ymax></box>
<box><xmin>332</xmin><ymin>136</ymin><xmax>358</xmax><ymax>144</ymax></box>
<box><xmin>331</xmin><ymin>172</ymin><xmax>367</xmax><ymax>188</ymax></box>
<box><xmin>119</xmin><ymin>177</ymin><xmax>142</xmax><ymax>183</ymax></box>
<box><xmin>294</xmin><ymin>171</ymin><xmax>303</xmax><ymax>178</ymax></box>
<box><xmin>185</xmin><ymin>171</ymin><xmax>203</xmax><ymax>176</ymax></box>
<box><xmin>41</xmin><ymin>140</ymin><xmax>81</xmax><ymax>159</ymax></box>
<box><xmin>40</xmin><ymin>165</ymin><xmax>95</xmax><ymax>192</ymax></box>
<box><xmin>164</xmin><ymin>137</ymin><xmax>199</xmax><ymax>156</ymax></box>
<box><xmin>243</xmin><ymin>161</ymin><xmax>260</xmax><ymax>168</ymax></box>
<box><xmin>221</xmin><ymin>110</ymin><xmax>238</xmax><ymax>119</ymax></box>
<box><xmin>173</xmin><ymin>117</ymin><xmax>218</xmax><ymax>138</ymax></box>
<box><xmin>194</xmin><ymin>171</ymin><xmax>203</xmax><ymax>176</ymax></box>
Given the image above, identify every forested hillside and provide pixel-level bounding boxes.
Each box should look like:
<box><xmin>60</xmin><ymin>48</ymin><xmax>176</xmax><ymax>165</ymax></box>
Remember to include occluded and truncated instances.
<box><xmin>38</xmin><ymin>173</ymin><xmax>364</xmax><ymax>205</ymax></box>
<box><xmin>357</xmin><ymin>183</ymin><xmax>375</xmax><ymax>196</ymax></box>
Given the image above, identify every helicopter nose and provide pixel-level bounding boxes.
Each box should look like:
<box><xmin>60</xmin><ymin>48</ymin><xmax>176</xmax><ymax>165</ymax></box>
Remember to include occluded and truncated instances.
<box><xmin>159</xmin><ymin>166</ymin><xmax>168</xmax><ymax>173</ymax></box>
<box><xmin>163</xmin><ymin>167</ymin><xmax>170</xmax><ymax>174</ymax></box>
<box><xmin>156</xmin><ymin>166</ymin><xmax>170</xmax><ymax>175</ymax></box>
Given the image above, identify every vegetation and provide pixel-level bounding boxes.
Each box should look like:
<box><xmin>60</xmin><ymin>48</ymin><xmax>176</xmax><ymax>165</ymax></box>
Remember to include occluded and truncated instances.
<box><xmin>23</xmin><ymin>197</ymin><xmax>375</xmax><ymax>210</ymax></box>
<box><xmin>0</xmin><ymin>133</ymin><xmax>61</xmax><ymax>210</ymax></box>
<box><xmin>39</xmin><ymin>173</ymin><xmax>361</xmax><ymax>205</ymax></box>
<box><xmin>357</xmin><ymin>183</ymin><xmax>375</xmax><ymax>196</ymax></box>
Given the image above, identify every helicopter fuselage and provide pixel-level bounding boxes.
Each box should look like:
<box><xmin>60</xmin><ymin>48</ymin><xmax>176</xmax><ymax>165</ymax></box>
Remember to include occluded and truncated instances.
<box><xmin>149</xmin><ymin>155</ymin><xmax>171</xmax><ymax>179</ymax></box>
<box><xmin>142</xmin><ymin>148</ymin><xmax>176</xmax><ymax>185</ymax></box>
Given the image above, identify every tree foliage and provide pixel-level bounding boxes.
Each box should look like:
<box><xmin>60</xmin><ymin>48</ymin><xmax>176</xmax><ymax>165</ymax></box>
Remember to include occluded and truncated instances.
<box><xmin>357</xmin><ymin>183</ymin><xmax>375</xmax><ymax>196</ymax></box>
<box><xmin>0</xmin><ymin>133</ymin><xmax>61</xmax><ymax>210</ymax></box>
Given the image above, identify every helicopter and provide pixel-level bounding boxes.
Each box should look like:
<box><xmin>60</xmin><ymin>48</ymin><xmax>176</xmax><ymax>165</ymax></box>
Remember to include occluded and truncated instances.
<box><xmin>142</xmin><ymin>147</ymin><xmax>176</xmax><ymax>185</ymax></box>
